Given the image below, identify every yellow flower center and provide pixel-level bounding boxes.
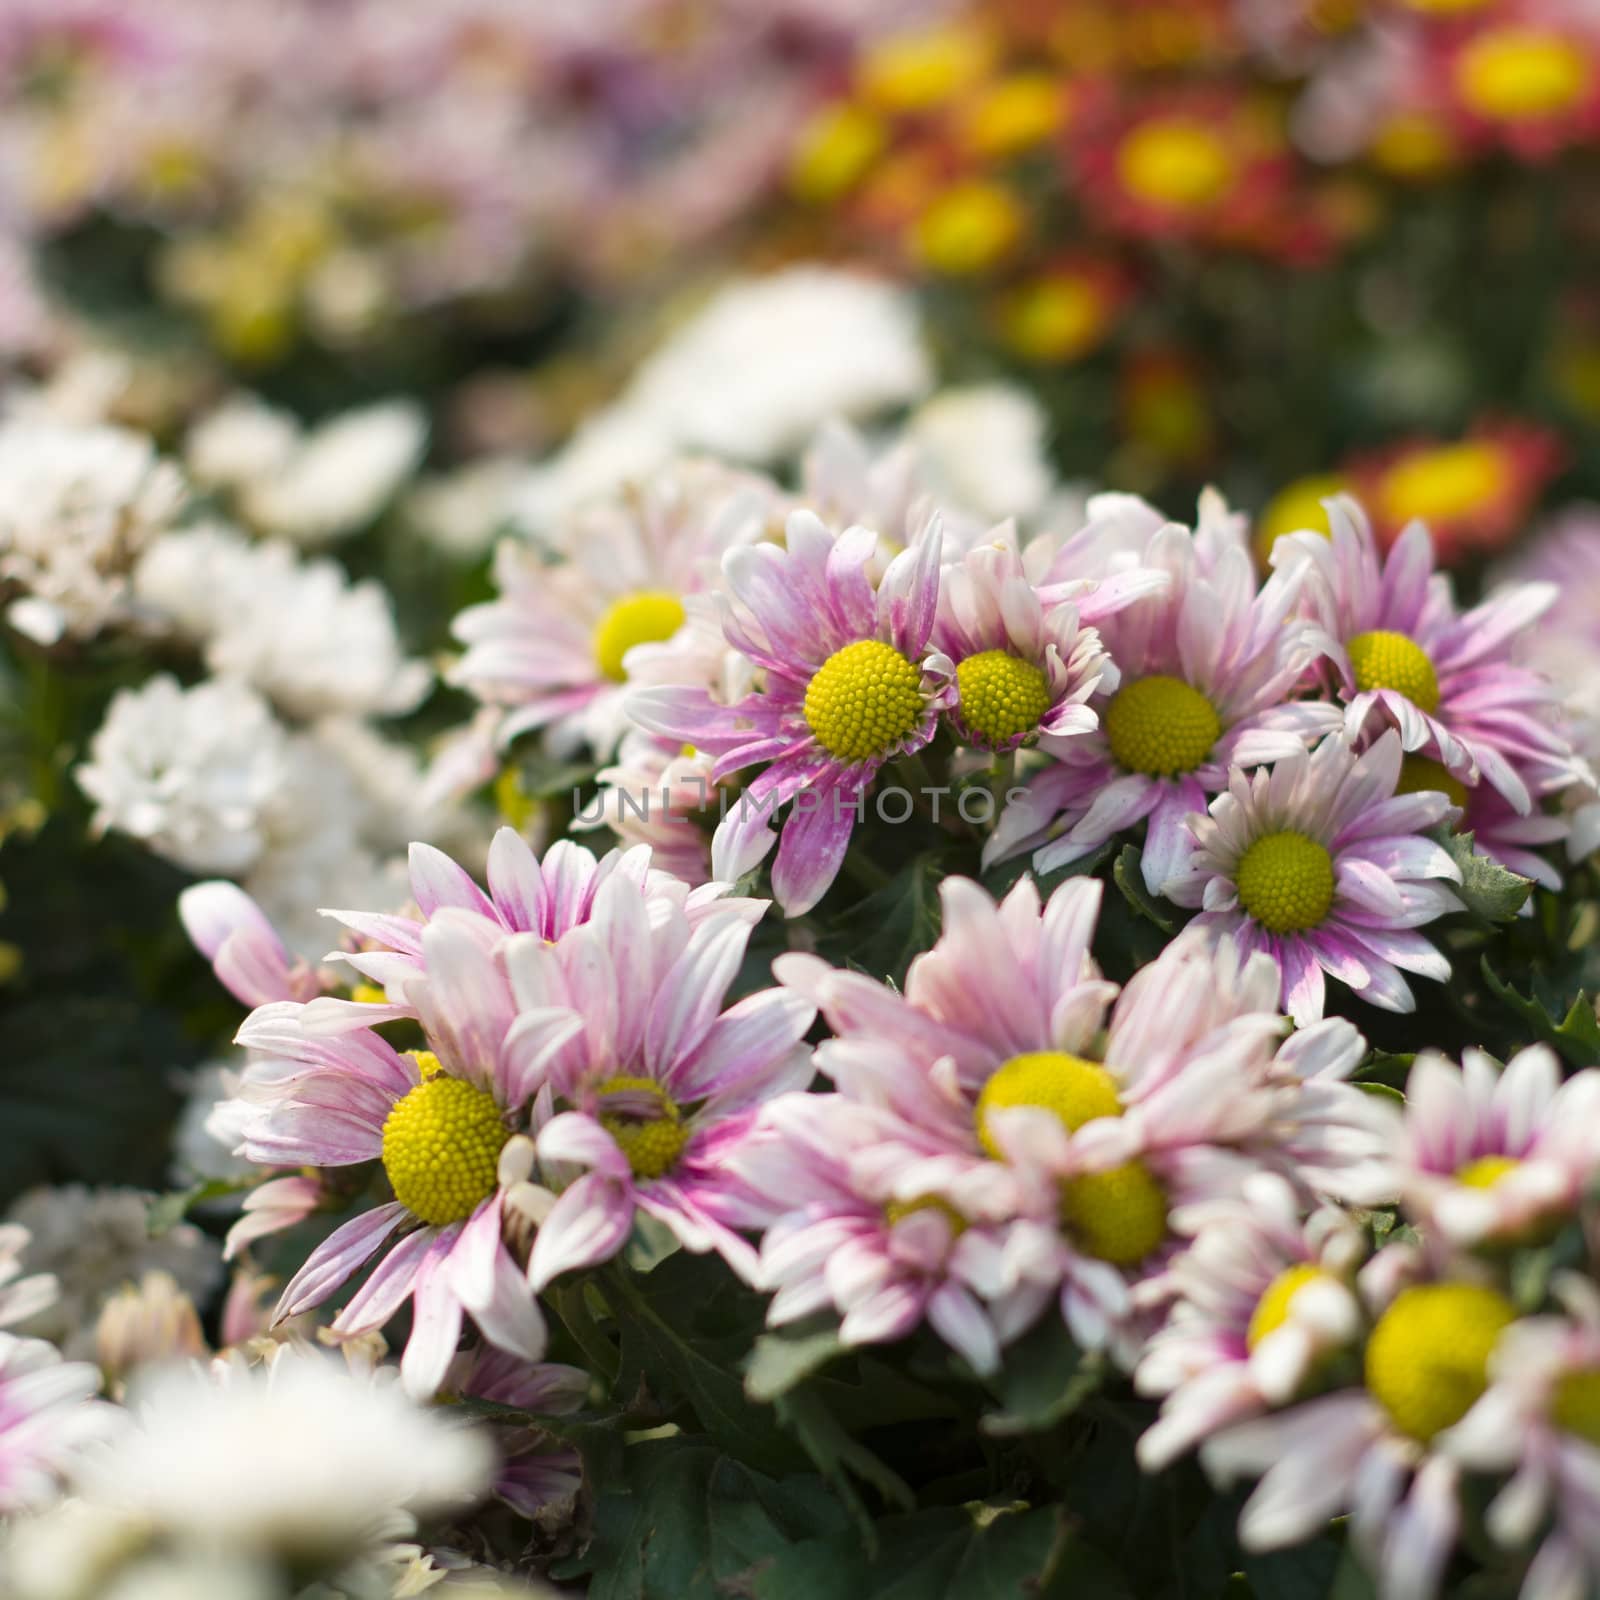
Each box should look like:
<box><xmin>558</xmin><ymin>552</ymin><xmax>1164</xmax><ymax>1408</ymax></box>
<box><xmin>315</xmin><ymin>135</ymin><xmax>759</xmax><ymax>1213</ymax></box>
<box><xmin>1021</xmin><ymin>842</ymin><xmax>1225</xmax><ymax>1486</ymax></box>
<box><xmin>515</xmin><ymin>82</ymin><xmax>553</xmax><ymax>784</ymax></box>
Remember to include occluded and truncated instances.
<box><xmin>1000</xmin><ymin>273</ymin><xmax>1112</xmax><ymax>363</ymax></box>
<box><xmin>790</xmin><ymin>103</ymin><xmax>886</xmax><ymax>202</ymax></box>
<box><xmin>1346</xmin><ymin>629</ymin><xmax>1441</xmax><ymax>713</ymax></box>
<box><xmin>1396</xmin><ymin>755</ymin><xmax>1468</xmax><ymax>810</ymax></box>
<box><xmin>1116</xmin><ymin>118</ymin><xmax>1236</xmax><ymax>210</ymax></box>
<box><xmin>912</xmin><ymin>180</ymin><xmax>1025</xmax><ymax>276</ymax></box>
<box><xmin>857</xmin><ymin>24</ymin><xmax>992</xmax><ymax>113</ymax></box>
<box><xmin>803</xmin><ymin>639</ymin><xmax>924</xmax><ymax>762</ymax></box>
<box><xmin>1252</xmin><ymin>474</ymin><xmax>1345</xmax><ymax>566</ymax></box>
<box><xmin>1371</xmin><ymin>113</ymin><xmax>1458</xmax><ymax>179</ymax></box>
<box><xmin>1103</xmin><ymin>675</ymin><xmax>1220</xmax><ymax>778</ymax></box>
<box><xmin>592</xmin><ymin>591</ymin><xmax>686</xmax><ymax>684</ymax></box>
<box><xmin>1551</xmin><ymin>1368</ymin><xmax>1600</xmax><ymax>1446</ymax></box>
<box><xmin>1455</xmin><ymin>1154</ymin><xmax>1521</xmax><ymax>1189</ymax></box>
<box><xmin>1235</xmin><ymin>831</ymin><xmax>1336</xmax><ymax>935</ymax></box>
<box><xmin>1364</xmin><ymin>1283</ymin><xmax>1517</xmax><ymax>1442</ymax></box>
<box><xmin>350</xmin><ymin>983</ymin><xmax>389</xmax><ymax>1006</ymax></box>
<box><xmin>959</xmin><ymin>73</ymin><xmax>1066</xmax><ymax>159</ymax></box>
<box><xmin>1247</xmin><ymin>1264</ymin><xmax>1333</xmax><ymax>1351</ymax></box>
<box><xmin>955</xmin><ymin>650</ymin><xmax>1053</xmax><ymax>747</ymax></box>
<box><xmin>381</xmin><ymin>1077</ymin><xmax>508</xmax><ymax>1227</ymax></box>
<box><xmin>1378</xmin><ymin>441</ymin><xmax>1508</xmax><ymax>531</ymax></box>
<box><xmin>975</xmin><ymin>1051</ymin><xmax>1166</xmax><ymax>1266</ymax></box>
<box><xmin>1456</xmin><ymin>28</ymin><xmax>1591</xmax><ymax>123</ymax></box>
<box><xmin>406</xmin><ymin>1050</ymin><xmax>446</xmax><ymax>1079</ymax></box>
<box><xmin>884</xmin><ymin>1195</ymin><xmax>967</xmax><ymax>1235</ymax></box>
<box><xmin>594</xmin><ymin>1075</ymin><xmax>689</xmax><ymax>1180</ymax></box>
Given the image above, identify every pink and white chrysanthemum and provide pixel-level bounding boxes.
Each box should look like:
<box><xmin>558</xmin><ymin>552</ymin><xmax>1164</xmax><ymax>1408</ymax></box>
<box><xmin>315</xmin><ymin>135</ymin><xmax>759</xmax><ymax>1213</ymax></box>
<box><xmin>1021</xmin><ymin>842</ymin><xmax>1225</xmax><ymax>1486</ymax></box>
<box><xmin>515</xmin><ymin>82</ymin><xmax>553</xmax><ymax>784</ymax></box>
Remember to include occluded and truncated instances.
<box><xmin>1274</xmin><ymin>495</ymin><xmax>1580</xmax><ymax>814</ymax></box>
<box><xmin>729</xmin><ymin>1094</ymin><xmax>1010</xmax><ymax>1376</ymax></box>
<box><xmin>933</xmin><ymin>537</ymin><xmax>1118</xmax><ymax>755</ymax></box>
<box><xmin>1339</xmin><ymin>1046</ymin><xmax>1600</xmax><ymax>1248</ymax></box>
<box><xmin>1442</xmin><ymin>1274</ymin><xmax>1600</xmax><ymax>1600</ymax></box>
<box><xmin>504</xmin><ymin>879</ymin><xmax>816</xmax><ymax>1291</ymax></box>
<box><xmin>306</xmin><ymin>828</ymin><xmax>762</xmax><ymax>1031</ymax></box>
<box><xmin>0</xmin><ymin>1225</ymin><xmax>57</xmax><ymax>1333</ymax></box>
<box><xmin>1165</xmin><ymin>730</ymin><xmax>1465</xmax><ymax>1024</ymax></box>
<box><xmin>575</xmin><ymin>732</ymin><xmax>720</xmax><ymax>886</ymax></box>
<box><xmin>1204</xmin><ymin>1250</ymin><xmax>1523</xmax><ymax>1600</ymax></box>
<box><xmin>989</xmin><ymin>511</ymin><xmax>1338</xmax><ymax>892</ymax></box>
<box><xmin>0</xmin><ymin>1332</ymin><xmax>108</xmax><ymax>1514</ymax></box>
<box><xmin>629</xmin><ymin>509</ymin><xmax>954</xmax><ymax>915</ymax></box>
<box><xmin>225</xmin><ymin>907</ymin><xmax>571</xmax><ymax>1397</ymax></box>
<box><xmin>449</xmin><ymin>462</ymin><xmax>775</xmax><ymax>757</ymax></box>
<box><xmin>179</xmin><ymin>879</ymin><xmax>332</xmax><ymax>1008</ymax></box>
<box><xmin>775</xmin><ymin>876</ymin><xmax>1375</xmax><ymax>1358</ymax></box>
<box><xmin>1135</xmin><ymin>1173</ymin><xmax>1365</xmax><ymax>1472</ymax></box>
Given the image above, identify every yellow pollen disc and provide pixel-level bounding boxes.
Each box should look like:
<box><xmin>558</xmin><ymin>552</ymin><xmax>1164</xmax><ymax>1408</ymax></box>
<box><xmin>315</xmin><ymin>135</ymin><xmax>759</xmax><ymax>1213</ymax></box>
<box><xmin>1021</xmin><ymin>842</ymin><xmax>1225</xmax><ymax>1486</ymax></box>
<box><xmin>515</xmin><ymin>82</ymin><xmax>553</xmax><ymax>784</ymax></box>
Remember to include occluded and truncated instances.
<box><xmin>803</xmin><ymin>639</ymin><xmax>924</xmax><ymax>762</ymax></box>
<box><xmin>1116</xmin><ymin>119</ymin><xmax>1236</xmax><ymax>210</ymax></box>
<box><xmin>406</xmin><ymin>1050</ymin><xmax>446</xmax><ymax>1080</ymax></box>
<box><xmin>1235</xmin><ymin>831</ymin><xmax>1335</xmax><ymax>935</ymax></box>
<box><xmin>1371</xmin><ymin>113</ymin><xmax>1458</xmax><ymax>179</ymax></box>
<box><xmin>594</xmin><ymin>1074</ymin><xmax>689</xmax><ymax>1181</ymax></box>
<box><xmin>1000</xmin><ymin>274</ymin><xmax>1111</xmax><ymax>364</ymax></box>
<box><xmin>1104</xmin><ymin>675</ymin><xmax>1220</xmax><ymax>778</ymax></box>
<box><xmin>976</xmin><ymin>1051</ymin><xmax>1123</xmax><ymax>1158</ymax></box>
<box><xmin>1455</xmin><ymin>1154</ymin><xmax>1521</xmax><ymax>1189</ymax></box>
<box><xmin>381</xmin><ymin>1077</ymin><xmax>508</xmax><ymax>1227</ymax></box>
<box><xmin>884</xmin><ymin>1195</ymin><xmax>967</xmax><ymax>1235</ymax></box>
<box><xmin>350</xmin><ymin>983</ymin><xmax>389</xmax><ymax>1005</ymax></box>
<box><xmin>959</xmin><ymin>73</ymin><xmax>1066</xmax><ymax>159</ymax></box>
<box><xmin>911</xmin><ymin>180</ymin><xmax>1025</xmax><ymax>276</ymax></box>
<box><xmin>1060</xmin><ymin>1161</ymin><xmax>1167</xmax><ymax>1266</ymax></box>
<box><xmin>1252</xmin><ymin>474</ymin><xmax>1346</xmax><ymax>567</ymax></box>
<box><xmin>1396</xmin><ymin>755</ymin><xmax>1468</xmax><ymax>811</ymax></box>
<box><xmin>592</xmin><ymin>591</ymin><xmax>686</xmax><ymax>684</ymax></box>
<box><xmin>1378</xmin><ymin>441</ymin><xmax>1508</xmax><ymax>531</ymax></box>
<box><xmin>1456</xmin><ymin>29</ymin><xmax>1590</xmax><ymax>123</ymax></box>
<box><xmin>1248</xmin><ymin>1265</ymin><xmax>1332</xmax><ymax>1350</ymax></box>
<box><xmin>1346</xmin><ymin>629</ymin><xmax>1441</xmax><ymax>713</ymax></box>
<box><xmin>789</xmin><ymin>103</ymin><xmax>886</xmax><ymax>202</ymax></box>
<box><xmin>1551</xmin><ymin>1368</ymin><xmax>1600</xmax><ymax>1446</ymax></box>
<box><xmin>857</xmin><ymin>24</ymin><xmax>991</xmax><ymax>114</ymax></box>
<box><xmin>955</xmin><ymin>650</ymin><xmax>1053</xmax><ymax>747</ymax></box>
<box><xmin>1364</xmin><ymin>1283</ymin><xmax>1517</xmax><ymax>1442</ymax></box>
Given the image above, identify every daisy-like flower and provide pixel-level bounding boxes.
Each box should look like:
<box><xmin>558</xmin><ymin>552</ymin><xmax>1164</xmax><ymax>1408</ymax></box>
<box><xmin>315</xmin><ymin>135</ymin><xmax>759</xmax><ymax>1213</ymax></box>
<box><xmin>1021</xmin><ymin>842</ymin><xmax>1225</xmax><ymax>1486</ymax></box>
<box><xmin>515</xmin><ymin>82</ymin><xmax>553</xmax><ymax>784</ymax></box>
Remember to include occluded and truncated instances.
<box><xmin>989</xmin><ymin>507</ymin><xmax>1337</xmax><ymax>892</ymax></box>
<box><xmin>0</xmin><ymin>1333</ymin><xmax>108</xmax><ymax>1515</ymax></box>
<box><xmin>0</xmin><ymin>1224</ymin><xmax>58</xmax><ymax>1333</ymax></box>
<box><xmin>179</xmin><ymin>880</ymin><xmax>330</xmax><ymax>1009</ymax></box>
<box><xmin>1135</xmin><ymin>1173</ymin><xmax>1365</xmax><ymax>1472</ymax></box>
<box><xmin>1204</xmin><ymin>1251</ymin><xmax>1522</xmax><ymax>1600</ymax></box>
<box><xmin>1165</xmin><ymin>730</ymin><xmax>1464</xmax><ymax>1023</ymax></box>
<box><xmin>505</xmin><ymin>879</ymin><xmax>816</xmax><ymax>1291</ymax></box>
<box><xmin>1275</xmin><ymin>494</ymin><xmax>1579</xmax><ymax>812</ymax></box>
<box><xmin>1344</xmin><ymin>423</ymin><xmax>1565</xmax><ymax>560</ymax></box>
<box><xmin>934</xmin><ymin>536</ymin><xmax>1117</xmax><ymax>755</ymax></box>
<box><xmin>451</xmin><ymin>461</ymin><xmax>775</xmax><ymax>758</ymax></box>
<box><xmin>224</xmin><ymin>907</ymin><xmax>566</xmax><ymax>1397</ymax></box>
<box><xmin>629</xmin><ymin>509</ymin><xmax>953</xmax><ymax>916</ymax></box>
<box><xmin>774</xmin><ymin>875</ymin><xmax>1376</xmax><ymax>1357</ymax></box>
<box><xmin>576</xmin><ymin>733</ymin><xmax>719</xmax><ymax>886</ymax></box>
<box><xmin>1442</xmin><ymin>1274</ymin><xmax>1600</xmax><ymax>1600</ymax></box>
<box><xmin>730</xmin><ymin>1093</ymin><xmax>1011</xmax><ymax>1376</ymax></box>
<box><xmin>1340</xmin><ymin>1046</ymin><xmax>1600</xmax><ymax>1248</ymax></box>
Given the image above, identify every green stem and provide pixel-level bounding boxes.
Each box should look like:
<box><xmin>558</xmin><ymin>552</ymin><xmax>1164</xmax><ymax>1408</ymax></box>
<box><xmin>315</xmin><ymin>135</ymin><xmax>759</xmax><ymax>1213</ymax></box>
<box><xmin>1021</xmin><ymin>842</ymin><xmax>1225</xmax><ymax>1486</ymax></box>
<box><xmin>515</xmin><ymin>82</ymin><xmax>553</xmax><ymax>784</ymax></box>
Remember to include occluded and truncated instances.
<box><xmin>553</xmin><ymin>1281</ymin><xmax>619</xmax><ymax>1384</ymax></box>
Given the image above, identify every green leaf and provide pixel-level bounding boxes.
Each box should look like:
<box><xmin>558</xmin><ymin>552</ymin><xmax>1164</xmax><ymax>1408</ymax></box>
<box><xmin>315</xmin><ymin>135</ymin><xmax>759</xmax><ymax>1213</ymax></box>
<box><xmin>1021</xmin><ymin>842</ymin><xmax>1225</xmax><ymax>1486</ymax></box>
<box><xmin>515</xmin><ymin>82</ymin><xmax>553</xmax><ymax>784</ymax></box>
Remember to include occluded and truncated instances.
<box><xmin>1353</xmin><ymin>1050</ymin><xmax>1413</xmax><ymax>1091</ymax></box>
<box><xmin>1245</xmin><ymin>1536</ymin><xmax>1349</xmax><ymax>1600</ymax></box>
<box><xmin>981</xmin><ymin>841</ymin><xmax>1113</xmax><ymax>901</ymax></box>
<box><xmin>979</xmin><ymin>1315</ymin><xmax>1103</xmax><ymax>1438</ymax></box>
<box><xmin>1441</xmin><ymin>831</ymin><xmax>1533</xmax><ymax>924</ymax></box>
<box><xmin>745</xmin><ymin>1317</ymin><xmax>846</xmax><ymax>1404</ymax></box>
<box><xmin>772</xmin><ymin>1386</ymin><xmax>915</xmax><ymax>1541</ymax></box>
<box><xmin>1480</xmin><ymin>959</ymin><xmax>1600</xmax><ymax>1068</ymax></box>
<box><xmin>1113</xmin><ymin>845</ymin><xmax>1174</xmax><ymax>932</ymax></box>
<box><xmin>822</xmin><ymin>850</ymin><xmax>946</xmax><ymax>987</ymax></box>
<box><xmin>621</xmin><ymin>1210</ymin><xmax>683</xmax><ymax>1275</ymax></box>
<box><xmin>517</xmin><ymin>747</ymin><xmax>600</xmax><ymax>801</ymax></box>
<box><xmin>146</xmin><ymin>1177</ymin><xmax>251</xmax><ymax>1237</ymax></box>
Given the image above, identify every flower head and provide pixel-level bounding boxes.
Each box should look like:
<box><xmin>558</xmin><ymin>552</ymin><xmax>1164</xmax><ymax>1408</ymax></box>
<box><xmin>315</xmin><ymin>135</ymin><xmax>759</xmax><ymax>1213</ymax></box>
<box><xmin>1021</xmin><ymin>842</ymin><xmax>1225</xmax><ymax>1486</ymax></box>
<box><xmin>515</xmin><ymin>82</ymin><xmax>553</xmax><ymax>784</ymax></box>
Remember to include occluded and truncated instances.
<box><xmin>0</xmin><ymin>1333</ymin><xmax>108</xmax><ymax>1515</ymax></box>
<box><xmin>1166</xmin><ymin>730</ymin><xmax>1464</xmax><ymax>1022</ymax></box>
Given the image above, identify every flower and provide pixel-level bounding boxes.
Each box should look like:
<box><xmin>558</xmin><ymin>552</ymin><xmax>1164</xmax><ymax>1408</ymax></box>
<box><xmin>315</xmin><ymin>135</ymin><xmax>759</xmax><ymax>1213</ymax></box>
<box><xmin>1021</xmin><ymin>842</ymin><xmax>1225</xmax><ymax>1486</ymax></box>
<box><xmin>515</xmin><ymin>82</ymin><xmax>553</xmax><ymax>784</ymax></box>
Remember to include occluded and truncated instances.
<box><xmin>0</xmin><ymin>418</ymin><xmax>185</xmax><ymax>645</ymax></box>
<box><xmin>774</xmin><ymin>875</ymin><xmax>1377</xmax><ymax>1359</ymax></box>
<box><xmin>989</xmin><ymin>498</ymin><xmax>1338</xmax><ymax>892</ymax></box>
<box><xmin>576</xmin><ymin>733</ymin><xmax>719</xmax><ymax>885</ymax></box>
<box><xmin>0</xmin><ymin>1224</ymin><xmax>58</xmax><ymax>1333</ymax></box>
<box><xmin>996</xmin><ymin>258</ymin><xmax>1131</xmax><ymax>366</ymax></box>
<box><xmin>628</xmin><ymin>509</ymin><xmax>953</xmax><ymax>916</ymax></box>
<box><xmin>904</xmin><ymin>385</ymin><xmax>1056</xmax><ymax>526</ymax></box>
<box><xmin>449</xmin><ymin>461</ymin><xmax>773</xmax><ymax>757</ymax></box>
<box><xmin>1203</xmin><ymin>1256</ymin><xmax>1522</xmax><ymax>1600</ymax></box>
<box><xmin>1275</xmin><ymin>494</ymin><xmax>1580</xmax><ymax>813</ymax></box>
<box><xmin>73</xmin><ymin>1352</ymin><xmax>493</xmax><ymax>1562</ymax></box>
<box><xmin>178</xmin><ymin>880</ymin><xmax>330</xmax><ymax>1009</ymax></box>
<box><xmin>1340</xmin><ymin>1045</ymin><xmax>1600</xmax><ymax>1247</ymax></box>
<box><xmin>1135</xmin><ymin>1173</ymin><xmax>1365</xmax><ymax>1471</ymax></box>
<box><xmin>934</xmin><ymin>537</ymin><xmax>1116</xmax><ymax>755</ymax></box>
<box><xmin>510</xmin><ymin>879</ymin><xmax>815</xmax><ymax>1291</ymax></box>
<box><xmin>1442</xmin><ymin>1274</ymin><xmax>1600</xmax><ymax>1600</ymax></box>
<box><xmin>0</xmin><ymin>1333</ymin><xmax>107</xmax><ymax>1515</ymax></box>
<box><xmin>1165</xmin><ymin>730</ymin><xmax>1464</xmax><ymax>1023</ymax></box>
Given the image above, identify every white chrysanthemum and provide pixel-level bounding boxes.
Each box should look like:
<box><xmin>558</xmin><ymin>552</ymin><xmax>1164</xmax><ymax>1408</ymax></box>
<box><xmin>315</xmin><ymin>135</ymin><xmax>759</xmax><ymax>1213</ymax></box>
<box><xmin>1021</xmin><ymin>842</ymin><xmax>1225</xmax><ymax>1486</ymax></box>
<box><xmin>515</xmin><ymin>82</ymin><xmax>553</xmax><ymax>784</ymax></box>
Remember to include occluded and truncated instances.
<box><xmin>5</xmin><ymin>1187</ymin><xmax>223</xmax><ymax>1363</ymax></box>
<box><xmin>187</xmin><ymin>396</ymin><xmax>427</xmax><ymax>546</ymax></box>
<box><xmin>0</xmin><ymin>1335</ymin><xmax>109</xmax><ymax>1516</ymax></box>
<box><xmin>0</xmin><ymin>1224</ymin><xmax>57</xmax><ymax>1332</ymax></box>
<box><xmin>0</xmin><ymin>419</ymin><xmax>186</xmax><ymax>644</ymax></box>
<box><xmin>76</xmin><ymin>677</ymin><xmax>295</xmax><ymax>876</ymax></box>
<box><xmin>135</xmin><ymin>528</ymin><xmax>430</xmax><ymax>718</ymax></box>
<box><xmin>906</xmin><ymin>384</ymin><xmax>1056</xmax><ymax>524</ymax></box>
<box><xmin>77</xmin><ymin>1355</ymin><xmax>493</xmax><ymax>1562</ymax></box>
<box><xmin>623</xmin><ymin>266</ymin><xmax>932</xmax><ymax>464</ymax></box>
<box><xmin>405</xmin><ymin>455</ymin><xmax>523</xmax><ymax>558</ymax></box>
